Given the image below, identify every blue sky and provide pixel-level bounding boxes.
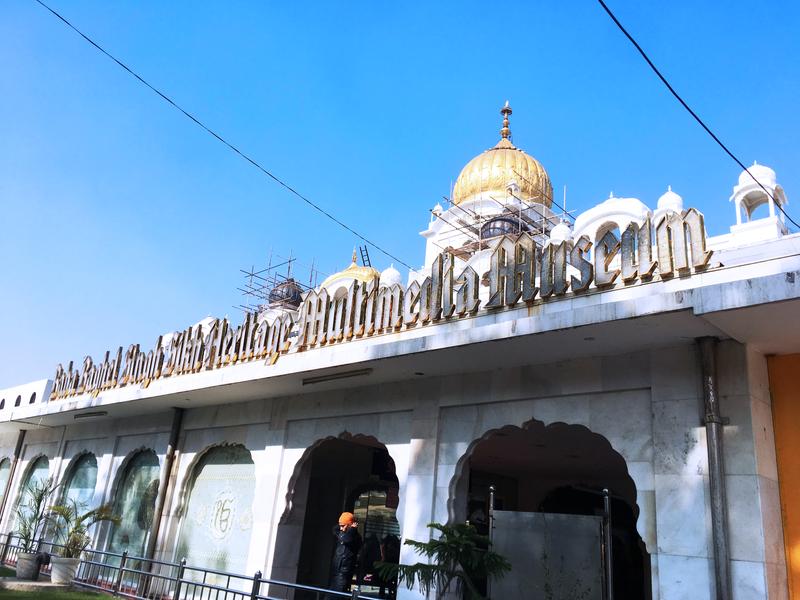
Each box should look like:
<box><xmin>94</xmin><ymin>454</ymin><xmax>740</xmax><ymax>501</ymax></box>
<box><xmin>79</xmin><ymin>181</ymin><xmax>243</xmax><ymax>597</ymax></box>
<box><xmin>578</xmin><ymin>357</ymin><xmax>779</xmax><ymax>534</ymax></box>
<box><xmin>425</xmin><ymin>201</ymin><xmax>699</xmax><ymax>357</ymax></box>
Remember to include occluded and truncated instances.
<box><xmin>1</xmin><ymin>1</ymin><xmax>798</xmax><ymax>387</ymax></box>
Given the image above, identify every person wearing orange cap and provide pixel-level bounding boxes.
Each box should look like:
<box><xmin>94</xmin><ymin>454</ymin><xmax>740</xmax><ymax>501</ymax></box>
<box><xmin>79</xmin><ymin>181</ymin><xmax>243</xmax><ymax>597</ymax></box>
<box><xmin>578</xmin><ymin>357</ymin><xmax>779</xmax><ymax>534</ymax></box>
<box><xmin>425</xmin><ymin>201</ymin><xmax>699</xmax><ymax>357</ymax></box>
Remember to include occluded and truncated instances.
<box><xmin>328</xmin><ymin>511</ymin><xmax>362</xmax><ymax>595</ymax></box>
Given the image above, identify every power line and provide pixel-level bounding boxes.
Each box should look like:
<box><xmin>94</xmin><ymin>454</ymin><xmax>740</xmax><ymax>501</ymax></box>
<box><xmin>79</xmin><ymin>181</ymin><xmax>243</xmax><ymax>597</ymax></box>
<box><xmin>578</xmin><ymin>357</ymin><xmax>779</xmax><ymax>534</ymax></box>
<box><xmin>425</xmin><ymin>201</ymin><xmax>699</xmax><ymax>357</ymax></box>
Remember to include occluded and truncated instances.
<box><xmin>597</xmin><ymin>0</ymin><xmax>799</xmax><ymax>231</ymax></box>
<box><xmin>32</xmin><ymin>0</ymin><xmax>414</xmax><ymax>269</ymax></box>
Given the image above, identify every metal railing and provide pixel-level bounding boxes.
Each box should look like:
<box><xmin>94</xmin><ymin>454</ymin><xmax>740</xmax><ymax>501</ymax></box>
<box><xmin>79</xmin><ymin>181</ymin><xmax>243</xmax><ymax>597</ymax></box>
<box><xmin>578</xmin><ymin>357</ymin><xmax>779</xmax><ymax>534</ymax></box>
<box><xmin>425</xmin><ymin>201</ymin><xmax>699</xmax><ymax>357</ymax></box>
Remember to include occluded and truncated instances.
<box><xmin>0</xmin><ymin>533</ymin><xmax>377</xmax><ymax>600</ymax></box>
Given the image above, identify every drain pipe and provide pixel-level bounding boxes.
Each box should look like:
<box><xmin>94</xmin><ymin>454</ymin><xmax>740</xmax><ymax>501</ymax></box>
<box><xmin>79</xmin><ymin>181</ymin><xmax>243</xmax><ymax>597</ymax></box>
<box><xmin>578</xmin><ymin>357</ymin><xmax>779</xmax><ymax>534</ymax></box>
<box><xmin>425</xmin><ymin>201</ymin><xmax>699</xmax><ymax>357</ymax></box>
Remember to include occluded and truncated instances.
<box><xmin>698</xmin><ymin>337</ymin><xmax>731</xmax><ymax>600</ymax></box>
<box><xmin>0</xmin><ymin>429</ymin><xmax>26</xmax><ymax>527</ymax></box>
<box><xmin>144</xmin><ymin>407</ymin><xmax>184</xmax><ymax>562</ymax></box>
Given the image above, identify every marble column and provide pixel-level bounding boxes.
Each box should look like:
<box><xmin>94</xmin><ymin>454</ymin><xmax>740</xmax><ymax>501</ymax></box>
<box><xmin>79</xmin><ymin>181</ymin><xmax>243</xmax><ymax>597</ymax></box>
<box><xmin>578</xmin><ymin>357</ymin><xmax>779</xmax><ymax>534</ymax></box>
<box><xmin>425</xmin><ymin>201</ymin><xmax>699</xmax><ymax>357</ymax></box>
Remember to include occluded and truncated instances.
<box><xmin>397</xmin><ymin>394</ymin><xmax>440</xmax><ymax>600</ymax></box>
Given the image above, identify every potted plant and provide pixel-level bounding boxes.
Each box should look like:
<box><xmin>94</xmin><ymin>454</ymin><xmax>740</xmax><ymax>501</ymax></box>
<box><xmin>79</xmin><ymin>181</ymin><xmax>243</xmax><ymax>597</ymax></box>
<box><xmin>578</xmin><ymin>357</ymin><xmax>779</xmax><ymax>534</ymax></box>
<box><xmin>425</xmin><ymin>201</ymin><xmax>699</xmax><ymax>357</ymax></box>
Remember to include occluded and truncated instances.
<box><xmin>377</xmin><ymin>522</ymin><xmax>511</xmax><ymax>600</ymax></box>
<box><xmin>47</xmin><ymin>499</ymin><xmax>120</xmax><ymax>584</ymax></box>
<box><xmin>14</xmin><ymin>477</ymin><xmax>58</xmax><ymax>580</ymax></box>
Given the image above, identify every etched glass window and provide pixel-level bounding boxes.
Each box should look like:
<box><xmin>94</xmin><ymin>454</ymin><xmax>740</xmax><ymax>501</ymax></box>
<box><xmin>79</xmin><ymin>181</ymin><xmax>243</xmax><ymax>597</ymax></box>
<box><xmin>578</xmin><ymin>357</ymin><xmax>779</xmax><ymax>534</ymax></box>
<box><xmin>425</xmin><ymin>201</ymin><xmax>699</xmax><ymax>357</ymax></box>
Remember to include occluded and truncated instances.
<box><xmin>62</xmin><ymin>453</ymin><xmax>98</xmax><ymax>508</ymax></box>
<box><xmin>13</xmin><ymin>456</ymin><xmax>50</xmax><ymax>527</ymax></box>
<box><xmin>176</xmin><ymin>444</ymin><xmax>255</xmax><ymax>575</ymax></box>
<box><xmin>21</xmin><ymin>456</ymin><xmax>50</xmax><ymax>490</ymax></box>
<box><xmin>107</xmin><ymin>450</ymin><xmax>160</xmax><ymax>557</ymax></box>
<box><xmin>0</xmin><ymin>458</ymin><xmax>11</xmax><ymax>506</ymax></box>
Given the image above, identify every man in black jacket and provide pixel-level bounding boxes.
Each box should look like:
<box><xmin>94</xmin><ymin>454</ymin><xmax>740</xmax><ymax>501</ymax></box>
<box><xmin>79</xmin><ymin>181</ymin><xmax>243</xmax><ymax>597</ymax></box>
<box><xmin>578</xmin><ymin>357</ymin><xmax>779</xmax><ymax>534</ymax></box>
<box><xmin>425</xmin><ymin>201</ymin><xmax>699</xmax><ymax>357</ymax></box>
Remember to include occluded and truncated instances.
<box><xmin>329</xmin><ymin>512</ymin><xmax>362</xmax><ymax>595</ymax></box>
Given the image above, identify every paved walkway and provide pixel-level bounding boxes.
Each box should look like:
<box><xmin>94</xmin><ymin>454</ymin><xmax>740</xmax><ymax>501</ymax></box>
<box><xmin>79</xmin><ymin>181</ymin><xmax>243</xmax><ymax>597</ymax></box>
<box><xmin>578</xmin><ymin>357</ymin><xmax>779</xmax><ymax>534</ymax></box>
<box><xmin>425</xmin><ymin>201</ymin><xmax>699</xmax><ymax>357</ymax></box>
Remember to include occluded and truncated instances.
<box><xmin>0</xmin><ymin>576</ymin><xmax>73</xmax><ymax>592</ymax></box>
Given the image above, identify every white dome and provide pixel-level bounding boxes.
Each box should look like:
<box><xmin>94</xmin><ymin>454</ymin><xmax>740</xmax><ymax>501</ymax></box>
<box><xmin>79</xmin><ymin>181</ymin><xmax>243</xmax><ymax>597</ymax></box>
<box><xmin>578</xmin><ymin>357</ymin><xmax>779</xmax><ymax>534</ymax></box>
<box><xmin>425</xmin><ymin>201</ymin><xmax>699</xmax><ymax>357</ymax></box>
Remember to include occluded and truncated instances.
<box><xmin>380</xmin><ymin>264</ymin><xmax>402</xmax><ymax>287</ymax></box>
<box><xmin>657</xmin><ymin>186</ymin><xmax>683</xmax><ymax>212</ymax></box>
<box><xmin>738</xmin><ymin>161</ymin><xmax>776</xmax><ymax>188</ymax></box>
<box><xmin>549</xmin><ymin>220</ymin><xmax>572</xmax><ymax>243</ymax></box>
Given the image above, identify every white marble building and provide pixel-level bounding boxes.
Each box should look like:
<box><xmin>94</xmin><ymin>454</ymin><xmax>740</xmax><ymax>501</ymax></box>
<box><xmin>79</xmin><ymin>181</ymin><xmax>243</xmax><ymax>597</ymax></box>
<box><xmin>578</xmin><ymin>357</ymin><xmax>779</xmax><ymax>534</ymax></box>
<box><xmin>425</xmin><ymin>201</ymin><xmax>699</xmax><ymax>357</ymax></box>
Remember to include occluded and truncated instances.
<box><xmin>1</xmin><ymin>105</ymin><xmax>798</xmax><ymax>600</ymax></box>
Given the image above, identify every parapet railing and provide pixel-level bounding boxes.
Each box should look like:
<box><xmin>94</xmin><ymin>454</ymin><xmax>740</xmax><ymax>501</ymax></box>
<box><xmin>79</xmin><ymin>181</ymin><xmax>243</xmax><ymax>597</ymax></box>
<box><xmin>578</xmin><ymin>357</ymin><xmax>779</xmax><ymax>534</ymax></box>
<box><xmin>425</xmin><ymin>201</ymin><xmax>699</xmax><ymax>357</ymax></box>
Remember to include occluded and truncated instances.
<box><xmin>0</xmin><ymin>533</ymin><xmax>375</xmax><ymax>600</ymax></box>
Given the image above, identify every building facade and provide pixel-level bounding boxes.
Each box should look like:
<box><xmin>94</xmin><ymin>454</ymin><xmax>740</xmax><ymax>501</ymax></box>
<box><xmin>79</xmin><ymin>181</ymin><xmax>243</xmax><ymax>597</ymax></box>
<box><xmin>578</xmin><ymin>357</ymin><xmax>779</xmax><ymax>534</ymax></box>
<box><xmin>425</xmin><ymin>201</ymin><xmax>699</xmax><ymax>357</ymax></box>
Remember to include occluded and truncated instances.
<box><xmin>1</xmin><ymin>106</ymin><xmax>799</xmax><ymax>599</ymax></box>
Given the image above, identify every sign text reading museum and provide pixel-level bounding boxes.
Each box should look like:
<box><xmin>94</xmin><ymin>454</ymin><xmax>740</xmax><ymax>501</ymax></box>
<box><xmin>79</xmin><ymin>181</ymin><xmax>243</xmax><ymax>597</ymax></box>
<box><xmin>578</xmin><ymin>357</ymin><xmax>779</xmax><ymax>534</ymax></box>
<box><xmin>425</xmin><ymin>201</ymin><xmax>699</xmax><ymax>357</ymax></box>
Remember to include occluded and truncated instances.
<box><xmin>51</xmin><ymin>209</ymin><xmax>713</xmax><ymax>399</ymax></box>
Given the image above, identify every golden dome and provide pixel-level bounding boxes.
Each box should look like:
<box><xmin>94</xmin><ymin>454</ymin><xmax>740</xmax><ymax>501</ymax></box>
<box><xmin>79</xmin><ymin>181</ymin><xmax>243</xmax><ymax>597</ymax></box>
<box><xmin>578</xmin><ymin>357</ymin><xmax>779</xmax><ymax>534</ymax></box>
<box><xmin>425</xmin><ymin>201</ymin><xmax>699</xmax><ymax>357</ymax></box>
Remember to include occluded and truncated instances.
<box><xmin>320</xmin><ymin>250</ymin><xmax>380</xmax><ymax>290</ymax></box>
<box><xmin>451</xmin><ymin>102</ymin><xmax>553</xmax><ymax>207</ymax></box>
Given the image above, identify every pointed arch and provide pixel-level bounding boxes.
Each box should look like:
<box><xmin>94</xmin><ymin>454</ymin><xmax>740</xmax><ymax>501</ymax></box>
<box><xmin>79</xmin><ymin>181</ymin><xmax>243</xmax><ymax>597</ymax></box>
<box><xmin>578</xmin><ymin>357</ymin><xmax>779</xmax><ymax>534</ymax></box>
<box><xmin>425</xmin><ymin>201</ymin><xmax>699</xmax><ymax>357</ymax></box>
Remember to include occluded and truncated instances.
<box><xmin>59</xmin><ymin>451</ymin><xmax>98</xmax><ymax>507</ymax></box>
<box><xmin>106</xmin><ymin>448</ymin><xmax>160</xmax><ymax>557</ymax></box>
<box><xmin>8</xmin><ymin>454</ymin><xmax>51</xmax><ymax>526</ymax></box>
<box><xmin>0</xmin><ymin>458</ymin><xmax>11</xmax><ymax>506</ymax></box>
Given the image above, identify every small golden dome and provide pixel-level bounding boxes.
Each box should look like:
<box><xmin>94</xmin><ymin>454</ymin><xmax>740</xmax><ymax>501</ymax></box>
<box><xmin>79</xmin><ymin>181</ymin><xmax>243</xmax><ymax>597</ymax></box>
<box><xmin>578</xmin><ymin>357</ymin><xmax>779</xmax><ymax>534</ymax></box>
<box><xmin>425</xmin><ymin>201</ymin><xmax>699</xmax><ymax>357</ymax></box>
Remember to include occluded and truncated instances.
<box><xmin>451</xmin><ymin>102</ymin><xmax>552</xmax><ymax>207</ymax></box>
<box><xmin>320</xmin><ymin>250</ymin><xmax>380</xmax><ymax>290</ymax></box>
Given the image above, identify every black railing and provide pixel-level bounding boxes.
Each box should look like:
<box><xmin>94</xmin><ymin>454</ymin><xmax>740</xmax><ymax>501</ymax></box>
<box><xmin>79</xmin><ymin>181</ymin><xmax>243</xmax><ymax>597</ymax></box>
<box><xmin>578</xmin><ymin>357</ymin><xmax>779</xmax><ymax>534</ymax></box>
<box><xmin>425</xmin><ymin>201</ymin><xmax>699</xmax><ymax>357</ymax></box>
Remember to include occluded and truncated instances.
<box><xmin>0</xmin><ymin>533</ymin><xmax>375</xmax><ymax>600</ymax></box>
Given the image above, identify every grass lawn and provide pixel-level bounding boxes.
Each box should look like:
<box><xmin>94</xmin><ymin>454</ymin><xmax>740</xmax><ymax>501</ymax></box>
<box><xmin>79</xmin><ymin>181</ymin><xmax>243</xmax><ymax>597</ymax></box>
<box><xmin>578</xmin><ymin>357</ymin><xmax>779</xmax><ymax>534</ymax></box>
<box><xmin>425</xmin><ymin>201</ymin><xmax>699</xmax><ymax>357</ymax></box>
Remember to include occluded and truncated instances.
<box><xmin>0</xmin><ymin>568</ymin><xmax>14</xmax><ymax>578</ymax></box>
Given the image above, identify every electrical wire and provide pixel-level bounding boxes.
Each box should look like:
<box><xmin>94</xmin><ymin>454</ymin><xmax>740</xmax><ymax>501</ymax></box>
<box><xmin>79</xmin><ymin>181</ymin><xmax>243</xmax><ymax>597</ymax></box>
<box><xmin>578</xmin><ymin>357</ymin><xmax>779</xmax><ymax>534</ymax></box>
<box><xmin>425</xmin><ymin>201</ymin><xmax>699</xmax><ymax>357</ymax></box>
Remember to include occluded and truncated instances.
<box><xmin>32</xmin><ymin>0</ymin><xmax>414</xmax><ymax>269</ymax></box>
<box><xmin>597</xmin><ymin>0</ymin><xmax>798</xmax><ymax>231</ymax></box>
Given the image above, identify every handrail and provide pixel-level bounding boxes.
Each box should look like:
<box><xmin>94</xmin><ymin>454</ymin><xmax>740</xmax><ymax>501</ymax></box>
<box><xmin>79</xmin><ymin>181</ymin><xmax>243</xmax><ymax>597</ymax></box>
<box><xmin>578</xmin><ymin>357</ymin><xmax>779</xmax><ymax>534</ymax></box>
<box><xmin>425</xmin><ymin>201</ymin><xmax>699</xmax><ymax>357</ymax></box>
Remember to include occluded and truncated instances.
<box><xmin>0</xmin><ymin>532</ymin><xmax>376</xmax><ymax>599</ymax></box>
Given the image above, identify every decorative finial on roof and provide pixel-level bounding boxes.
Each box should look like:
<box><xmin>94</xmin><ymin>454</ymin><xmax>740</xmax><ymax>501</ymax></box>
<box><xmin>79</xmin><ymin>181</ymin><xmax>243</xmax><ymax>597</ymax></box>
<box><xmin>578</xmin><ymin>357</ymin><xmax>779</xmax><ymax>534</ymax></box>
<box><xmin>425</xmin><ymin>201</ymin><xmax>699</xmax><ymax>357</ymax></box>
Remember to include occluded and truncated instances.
<box><xmin>351</xmin><ymin>248</ymin><xmax>358</xmax><ymax>264</ymax></box>
<box><xmin>667</xmin><ymin>185</ymin><xmax>672</xmax><ymax>192</ymax></box>
<box><xmin>500</xmin><ymin>101</ymin><xmax>513</xmax><ymax>140</ymax></box>
<box><xmin>609</xmin><ymin>191</ymin><xmax>614</xmax><ymax>199</ymax></box>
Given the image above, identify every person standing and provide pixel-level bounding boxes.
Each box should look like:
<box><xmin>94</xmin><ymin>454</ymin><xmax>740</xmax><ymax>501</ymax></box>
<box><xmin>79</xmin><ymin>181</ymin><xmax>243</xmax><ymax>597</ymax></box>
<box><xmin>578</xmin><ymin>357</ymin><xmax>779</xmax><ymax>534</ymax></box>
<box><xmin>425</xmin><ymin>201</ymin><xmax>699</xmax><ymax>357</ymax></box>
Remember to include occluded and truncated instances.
<box><xmin>329</xmin><ymin>512</ymin><xmax>362</xmax><ymax>595</ymax></box>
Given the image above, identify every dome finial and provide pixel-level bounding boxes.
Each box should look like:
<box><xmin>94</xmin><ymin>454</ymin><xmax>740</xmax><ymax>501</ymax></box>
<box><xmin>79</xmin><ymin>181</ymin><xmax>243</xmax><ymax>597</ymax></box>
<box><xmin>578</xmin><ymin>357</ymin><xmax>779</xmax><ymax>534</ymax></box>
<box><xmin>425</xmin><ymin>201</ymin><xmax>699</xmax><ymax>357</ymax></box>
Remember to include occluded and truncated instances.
<box><xmin>500</xmin><ymin>100</ymin><xmax>513</xmax><ymax>139</ymax></box>
<box><xmin>351</xmin><ymin>247</ymin><xmax>358</xmax><ymax>264</ymax></box>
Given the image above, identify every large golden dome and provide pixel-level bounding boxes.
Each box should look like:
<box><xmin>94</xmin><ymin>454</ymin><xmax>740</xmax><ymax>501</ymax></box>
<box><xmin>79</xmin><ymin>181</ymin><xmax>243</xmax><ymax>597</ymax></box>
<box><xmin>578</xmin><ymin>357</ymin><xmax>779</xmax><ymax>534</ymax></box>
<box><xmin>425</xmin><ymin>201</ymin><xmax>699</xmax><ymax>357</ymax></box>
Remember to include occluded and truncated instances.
<box><xmin>451</xmin><ymin>102</ymin><xmax>552</xmax><ymax>207</ymax></box>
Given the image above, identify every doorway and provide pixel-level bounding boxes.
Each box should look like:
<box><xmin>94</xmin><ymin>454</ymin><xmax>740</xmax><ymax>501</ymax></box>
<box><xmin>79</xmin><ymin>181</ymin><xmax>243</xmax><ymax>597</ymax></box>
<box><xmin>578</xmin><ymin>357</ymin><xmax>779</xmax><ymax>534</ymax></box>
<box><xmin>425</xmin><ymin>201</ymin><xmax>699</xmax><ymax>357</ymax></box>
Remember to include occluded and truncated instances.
<box><xmin>292</xmin><ymin>436</ymin><xmax>400</xmax><ymax>597</ymax></box>
<box><xmin>453</xmin><ymin>421</ymin><xmax>651</xmax><ymax>600</ymax></box>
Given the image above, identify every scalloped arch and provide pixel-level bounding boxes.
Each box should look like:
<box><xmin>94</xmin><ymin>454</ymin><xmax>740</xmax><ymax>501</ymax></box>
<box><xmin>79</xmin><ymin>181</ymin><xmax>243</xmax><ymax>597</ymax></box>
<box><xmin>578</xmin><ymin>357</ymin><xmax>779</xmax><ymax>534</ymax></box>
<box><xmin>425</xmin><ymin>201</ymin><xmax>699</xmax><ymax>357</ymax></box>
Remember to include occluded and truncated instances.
<box><xmin>446</xmin><ymin>419</ymin><xmax>643</xmax><ymax>545</ymax></box>
<box><xmin>280</xmin><ymin>432</ymin><xmax>396</xmax><ymax>524</ymax></box>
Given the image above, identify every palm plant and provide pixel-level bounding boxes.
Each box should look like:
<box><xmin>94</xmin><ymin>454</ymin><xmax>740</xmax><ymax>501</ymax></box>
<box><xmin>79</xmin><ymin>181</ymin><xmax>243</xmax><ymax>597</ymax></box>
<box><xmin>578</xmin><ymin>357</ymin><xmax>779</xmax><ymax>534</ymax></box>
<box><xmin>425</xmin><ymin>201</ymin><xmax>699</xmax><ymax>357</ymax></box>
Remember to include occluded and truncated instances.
<box><xmin>48</xmin><ymin>499</ymin><xmax>120</xmax><ymax>559</ymax></box>
<box><xmin>14</xmin><ymin>477</ymin><xmax>59</xmax><ymax>553</ymax></box>
<box><xmin>377</xmin><ymin>522</ymin><xmax>511</xmax><ymax>600</ymax></box>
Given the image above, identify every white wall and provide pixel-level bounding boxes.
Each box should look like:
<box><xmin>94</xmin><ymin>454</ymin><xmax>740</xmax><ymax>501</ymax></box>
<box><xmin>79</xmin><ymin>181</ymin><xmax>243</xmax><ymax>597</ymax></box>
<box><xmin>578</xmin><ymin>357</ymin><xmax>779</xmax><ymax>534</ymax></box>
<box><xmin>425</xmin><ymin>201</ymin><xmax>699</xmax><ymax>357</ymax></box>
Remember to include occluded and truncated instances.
<box><xmin>0</xmin><ymin>341</ymin><xmax>784</xmax><ymax>599</ymax></box>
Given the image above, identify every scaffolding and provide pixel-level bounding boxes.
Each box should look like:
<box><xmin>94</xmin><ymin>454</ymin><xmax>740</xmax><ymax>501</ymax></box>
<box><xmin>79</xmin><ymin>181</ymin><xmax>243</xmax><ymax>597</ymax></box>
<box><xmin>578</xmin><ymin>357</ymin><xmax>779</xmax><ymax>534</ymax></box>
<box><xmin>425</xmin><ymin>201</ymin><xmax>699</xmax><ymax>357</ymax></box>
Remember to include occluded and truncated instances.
<box><xmin>431</xmin><ymin>176</ymin><xmax>575</xmax><ymax>262</ymax></box>
<box><xmin>236</xmin><ymin>252</ymin><xmax>321</xmax><ymax>315</ymax></box>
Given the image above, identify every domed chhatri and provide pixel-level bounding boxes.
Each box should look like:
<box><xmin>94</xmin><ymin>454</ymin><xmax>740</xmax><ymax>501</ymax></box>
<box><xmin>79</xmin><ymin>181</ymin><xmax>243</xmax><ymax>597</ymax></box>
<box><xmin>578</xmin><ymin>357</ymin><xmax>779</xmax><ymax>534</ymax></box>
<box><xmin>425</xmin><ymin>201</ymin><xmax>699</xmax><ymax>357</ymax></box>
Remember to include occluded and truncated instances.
<box><xmin>451</xmin><ymin>101</ymin><xmax>553</xmax><ymax>207</ymax></box>
<box><xmin>738</xmin><ymin>160</ymin><xmax>777</xmax><ymax>188</ymax></box>
<box><xmin>320</xmin><ymin>250</ymin><xmax>380</xmax><ymax>290</ymax></box>
<box><xmin>657</xmin><ymin>185</ymin><xmax>684</xmax><ymax>212</ymax></box>
<box><xmin>380</xmin><ymin>264</ymin><xmax>402</xmax><ymax>287</ymax></box>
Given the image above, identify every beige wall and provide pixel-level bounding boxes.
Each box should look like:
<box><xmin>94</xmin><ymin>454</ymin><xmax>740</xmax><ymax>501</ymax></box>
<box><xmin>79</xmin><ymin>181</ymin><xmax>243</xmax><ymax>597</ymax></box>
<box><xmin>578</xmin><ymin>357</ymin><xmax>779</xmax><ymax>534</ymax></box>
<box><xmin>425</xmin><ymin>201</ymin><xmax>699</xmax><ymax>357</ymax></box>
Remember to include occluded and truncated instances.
<box><xmin>769</xmin><ymin>354</ymin><xmax>800</xmax><ymax>599</ymax></box>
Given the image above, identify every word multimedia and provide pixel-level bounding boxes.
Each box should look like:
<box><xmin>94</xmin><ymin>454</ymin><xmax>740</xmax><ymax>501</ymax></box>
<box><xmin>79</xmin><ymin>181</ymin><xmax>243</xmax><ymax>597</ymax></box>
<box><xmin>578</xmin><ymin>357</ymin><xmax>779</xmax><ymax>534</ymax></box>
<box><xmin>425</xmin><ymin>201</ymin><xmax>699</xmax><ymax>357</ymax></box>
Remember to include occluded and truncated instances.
<box><xmin>52</xmin><ymin>209</ymin><xmax>711</xmax><ymax>399</ymax></box>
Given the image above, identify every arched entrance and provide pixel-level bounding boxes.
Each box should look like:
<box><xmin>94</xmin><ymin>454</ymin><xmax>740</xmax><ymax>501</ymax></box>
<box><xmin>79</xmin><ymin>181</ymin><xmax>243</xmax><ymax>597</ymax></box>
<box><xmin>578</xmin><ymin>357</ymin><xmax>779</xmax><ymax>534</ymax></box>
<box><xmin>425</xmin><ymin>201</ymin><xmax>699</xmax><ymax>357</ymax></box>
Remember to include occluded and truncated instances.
<box><xmin>451</xmin><ymin>421</ymin><xmax>650</xmax><ymax>600</ymax></box>
<box><xmin>276</xmin><ymin>434</ymin><xmax>400</xmax><ymax>598</ymax></box>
